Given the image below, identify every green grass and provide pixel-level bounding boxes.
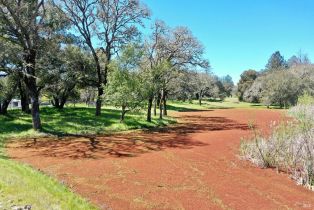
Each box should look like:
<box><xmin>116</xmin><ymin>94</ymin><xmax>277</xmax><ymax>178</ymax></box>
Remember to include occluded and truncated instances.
<box><xmin>1</xmin><ymin>106</ymin><xmax>175</xmax><ymax>137</ymax></box>
<box><xmin>0</xmin><ymin>156</ymin><xmax>98</xmax><ymax>210</ymax></box>
<box><xmin>168</xmin><ymin>97</ymin><xmax>278</xmax><ymax>111</ymax></box>
<box><xmin>0</xmin><ymin>105</ymin><xmax>175</xmax><ymax>209</ymax></box>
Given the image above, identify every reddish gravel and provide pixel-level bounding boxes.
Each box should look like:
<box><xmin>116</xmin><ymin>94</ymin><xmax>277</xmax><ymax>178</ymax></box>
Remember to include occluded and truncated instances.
<box><xmin>7</xmin><ymin>109</ymin><xmax>314</xmax><ymax>210</ymax></box>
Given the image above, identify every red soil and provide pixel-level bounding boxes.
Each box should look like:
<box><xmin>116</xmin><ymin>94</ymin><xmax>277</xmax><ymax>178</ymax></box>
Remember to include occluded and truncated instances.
<box><xmin>7</xmin><ymin>109</ymin><xmax>314</xmax><ymax>210</ymax></box>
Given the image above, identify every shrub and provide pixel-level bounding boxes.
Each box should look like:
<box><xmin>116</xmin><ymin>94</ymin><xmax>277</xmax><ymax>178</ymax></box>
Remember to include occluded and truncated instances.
<box><xmin>240</xmin><ymin>96</ymin><xmax>314</xmax><ymax>189</ymax></box>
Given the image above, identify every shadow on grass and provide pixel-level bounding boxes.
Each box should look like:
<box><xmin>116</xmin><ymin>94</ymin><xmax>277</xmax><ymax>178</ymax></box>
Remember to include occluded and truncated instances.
<box><xmin>250</xmin><ymin>104</ymin><xmax>283</xmax><ymax>109</ymax></box>
<box><xmin>9</xmin><ymin>114</ymin><xmax>250</xmax><ymax>160</ymax></box>
<box><xmin>1</xmin><ymin>107</ymin><xmax>174</xmax><ymax>137</ymax></box>
<box><xmin>166</xmin><ymin>104</ymin><xmax>211</xmax><ymax>112</ymax></box>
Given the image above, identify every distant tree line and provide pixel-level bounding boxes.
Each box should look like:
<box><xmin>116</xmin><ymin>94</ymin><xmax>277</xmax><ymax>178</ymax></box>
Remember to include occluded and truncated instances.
<box><xmin>237</xmin><ymin>51</ymin><xmax>314</xmax><ymax>108</ymax></box>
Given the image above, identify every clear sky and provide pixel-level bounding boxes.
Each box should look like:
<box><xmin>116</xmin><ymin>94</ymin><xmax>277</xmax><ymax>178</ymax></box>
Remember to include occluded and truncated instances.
<box><xmin>143</xmin><ymin>0</ymin><xmax>314</xmax><ymax>83</ymax></box>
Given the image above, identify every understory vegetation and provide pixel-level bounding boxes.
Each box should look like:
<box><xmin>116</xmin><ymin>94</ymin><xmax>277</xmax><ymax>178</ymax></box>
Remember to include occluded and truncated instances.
<box><xmin>241</xmin><ymin>95</ymin><xmax>314</xmax><ymax>189</ymax></box>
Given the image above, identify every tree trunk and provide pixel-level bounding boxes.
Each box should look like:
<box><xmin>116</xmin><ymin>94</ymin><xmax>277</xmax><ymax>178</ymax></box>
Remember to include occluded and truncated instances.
<box><xmin>147</xmin><ymin>96</ymin><xmax>153</xmax><ymax>122</ymax></box>
<box><xmin>159</xmin><ymin>91</ymin><xmax>163</xmax><ymax>120</ymax></box>
<box><xmin>60</xmin><ymin>98</ymin><xmax>66</xmax><ymax>109</ymax></box>
<box><xmin>19</xmin><ymin>81</ymin><xmax>30</xmax><ymax>114</ymax></box>
<box><xmin>153</xmin><ymin>96</ymin><xmax>157</xmax><ymax>116</ymax></box>
<box><xmin>90</xmin><ymin>45</ymin><xmax>104</xmax><ymax>116</ymax></box>
<box><xmin>30</xmin><ymin>93</ymin><xmax>41</xmax><ymax>130</ymax></box>
<box><xmin>0</xmin><ymin>100</ymin><xmax>10</xmax><ymax>115</ymax></box>
<box><xmin>95</xmin><ymin>87</ymin><xmax>103</xmax><ymax>116</ymax></box>
<box><xmin>23</xmin><ymin>49</ymin><xmax>42</xmax><ymax>130</ymax></box>
<box><xmin>163</xmin><ymin>91</ymin><xmax>167</xmax><ymax>116</ymax></box>
<box><xmin>52</xmin><ymin>97</ymin><xmax>60</xmax><ymax>108</ymax></box>
<box><xmin>120</xmin><ymin>105</ymin><xmax>127</xmax><ymax>122</ymax></box>
<box><xmin>199</xmin><ymin>90</ymin><xmax>202</xmax><ymax>106</ymax></box>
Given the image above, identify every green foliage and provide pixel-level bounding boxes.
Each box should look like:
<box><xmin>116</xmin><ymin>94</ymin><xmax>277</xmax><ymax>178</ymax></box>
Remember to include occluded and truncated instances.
<box><xmin>0</xmin><ymin>157</ymin><xmax>97</xmax><ymax>210</ymax></box>
<box><xmin>220</xmin><ymin>75</ymin><xmax>234</xmax><ymax>97</ymax></box>
<box><xmin>237</xmin><ymin>69</ymin><xmax>258</xmax><ymax>101</ymax></box>
<box><xmin>0</xmin><ymin>74</ymin><xmax>18</xmax><ymax>113</ymax></box>
<box><xmin>0</xmin><ymin>106</ymin><xmax>175</xmax><ymax>137</ymax></box>
<box><xmin>43</xmin><ymin>45</ymin><xmax>93</xmax><ymax>108</ymax></box>
<box><xmin>106</xmin><ymin>46</ymin><xmax>145</xmax><ymax>120</ymax></box>
<box><xmin>262</xmin><ymin>71</ymin><xmax>302</xmax><ymax>108</ymax></box>
<box><xmin>298</xmin><ymin>93</ymin><xmax>314</xmax><ymax>105</ymax></box>
<box><xmin>265</xmin><ymin>51</ymin><xmax>287</xmax><ymax>71</ymax></box>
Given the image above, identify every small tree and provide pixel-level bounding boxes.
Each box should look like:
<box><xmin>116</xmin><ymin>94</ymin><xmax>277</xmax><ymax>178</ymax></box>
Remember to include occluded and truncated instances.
<box><xmin>106</xmin><ymin>46</ymin><xmax>144</xmax><ymax>122</ymax></box>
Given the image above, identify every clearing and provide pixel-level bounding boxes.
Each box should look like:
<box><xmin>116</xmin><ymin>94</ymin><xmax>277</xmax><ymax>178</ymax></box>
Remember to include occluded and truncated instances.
<box><xmin>7</xmin><ymin>108</ymin><xmax>314</xmax><ymax>209</ymax></box>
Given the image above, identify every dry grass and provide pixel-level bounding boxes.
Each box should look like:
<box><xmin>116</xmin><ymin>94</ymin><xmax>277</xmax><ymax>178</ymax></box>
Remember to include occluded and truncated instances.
<box><xmin>241</xmin><ymin>97</ymin><xmax>314</xmax><ymax>189</ymax></box>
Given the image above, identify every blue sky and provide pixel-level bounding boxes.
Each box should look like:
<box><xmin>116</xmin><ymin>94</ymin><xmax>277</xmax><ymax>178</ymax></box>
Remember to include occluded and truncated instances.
<box><xmin>143</xmin><ymin>0</ymin><xmax>314</xmax><ymax>83</ymax></box>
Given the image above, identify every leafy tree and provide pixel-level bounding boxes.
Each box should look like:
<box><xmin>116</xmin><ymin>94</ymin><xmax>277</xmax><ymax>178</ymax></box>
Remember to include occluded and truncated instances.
<box><xmin>290</xmin><ymin>64</ymin><xmax>314</xmax><ymax>96</ymax></box>
<box><xmin>0</xmin><ymin>74</ymin><xmax>18</xmax><ymax>114</ymax></box>
<box><xmin>169</xmin><ymin>70</ymin><xmax>197</xmax><ymax>102</ymax></box>
<box><xmin>237</xmin><ymin>69</ymin><xmax>258</xmax><ymax>101</ymax></box>
<box><xmin>43</xmin><ymin>45</ymin><xmax>93</xmax><ymax>109</ymax></box>
<box><xmin>0</xmin><ymin>0</ymin><xmax>68</xmax><ymax>130</ymax></box>
<box><xmin>221</xmin><ymin>75</ymin><xmax>234</xmax><ymax>97</ymax></box>
<box><xmin>265</xmin><ymin>51</ymin><xmax>287</xmax><ymax>71</ymax></box>
<box><xmin>142</xmin><ymin>20</ymin><xmax>209</xmax><ymax>121</ymax></box>
<box><xmin>106</xmin><ymin>46</ymin><xmax>144</xmax><ymax>122</ymax></box>
<box><xmin>262</xmin><ymin>71</ymin><xmax>301</xmax><ymax>108</ymax></box>
<box><xmin>243</xmin><ymin>76</ymin><xmax>264</xmax><ymax>103</ymax></box>
<box><xmin>0</xmin><ymin>37</ymin><xmax>30</xmax><ymax>113</ymax></box>
<box><xmin>59</xmin><ymin>0</ymin><xmax>150</xmax><ymax>116</ymax></box>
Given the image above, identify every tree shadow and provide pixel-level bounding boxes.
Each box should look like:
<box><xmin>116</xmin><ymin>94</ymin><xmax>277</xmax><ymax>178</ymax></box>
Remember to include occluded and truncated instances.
<box><xmin>9</xmin><ymin>113</ymin><xmax>250</xmax><ymax>160</ymax></box>
<box><xmin>166</xmin><ymin>104</ymin><xmax>207</xmax><ymax>112</ymax></box>
<box><xmin>1</xmin><ymin>107</ymin><xmax>171</xmax><ymax>137</ymax></box>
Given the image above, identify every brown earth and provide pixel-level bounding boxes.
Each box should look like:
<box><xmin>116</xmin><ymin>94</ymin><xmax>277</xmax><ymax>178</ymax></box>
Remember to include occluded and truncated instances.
<box><xmin>7</xmin><ymin>109</ymin><xmax>314</xmax><ymax>210</ymax></box>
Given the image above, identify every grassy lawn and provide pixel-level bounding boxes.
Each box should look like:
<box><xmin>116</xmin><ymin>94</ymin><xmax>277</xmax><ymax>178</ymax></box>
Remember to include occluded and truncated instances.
<box><xmin>167</xmin><ymin>97</ymin><xmax>276</xmax><ymax>111</ymax></box>
<box><xmin>0</xmin><ymin>105</ymin><xmax>175</xmax><ymax>210</ymax></box>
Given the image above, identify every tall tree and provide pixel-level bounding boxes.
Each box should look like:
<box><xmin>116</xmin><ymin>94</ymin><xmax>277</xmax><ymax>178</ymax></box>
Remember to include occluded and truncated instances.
<box><xmin>142</xmin><ymin>21</ymin><xmax>209</xmax><ymax>121</ymax></box>
<box><xmin>265</xmin><ymin>51</ymin><xmax>287</xmax><ymax>71</ymax></box>
<box><xmin>59</xmin><ymin>0</ymin><xmax>149</xmax><ymax>116</ymax></box>
<box><xmin>0</xmin><ymin>0</ymin><xmax>48</xmax><ymax>129</ymax></box>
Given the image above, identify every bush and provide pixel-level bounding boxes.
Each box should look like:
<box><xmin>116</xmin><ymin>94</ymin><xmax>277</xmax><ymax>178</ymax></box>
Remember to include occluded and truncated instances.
<box><xmin>240</xmin><ymin>96</ymin><xmax>314</xmax><ymax>189</ymax></box>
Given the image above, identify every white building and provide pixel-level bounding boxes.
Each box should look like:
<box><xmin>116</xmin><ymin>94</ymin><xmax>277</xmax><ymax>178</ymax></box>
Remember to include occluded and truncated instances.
<box><xmin>0</xmin><ymin>71</ymin><xmax>7</xmax><ymax>77</ymax></box>
<box><xmin>9</xmin><ymin>99</ymin><xmax>22</xmax><ymax>109</ymax></box>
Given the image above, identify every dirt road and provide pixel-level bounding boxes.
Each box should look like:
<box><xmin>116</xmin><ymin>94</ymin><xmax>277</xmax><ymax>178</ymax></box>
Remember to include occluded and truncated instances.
<box><xmin>7</xmin><ymin>109</ymin><xmax>314</xmax><ymax>209</ymax></box>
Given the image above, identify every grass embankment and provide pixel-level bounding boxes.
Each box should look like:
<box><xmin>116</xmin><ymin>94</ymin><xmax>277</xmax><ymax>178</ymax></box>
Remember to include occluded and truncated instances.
<box><xmin>0</xmin><ymin>106</ymin><xmax>175</xmax><ymax>209</ymax></box>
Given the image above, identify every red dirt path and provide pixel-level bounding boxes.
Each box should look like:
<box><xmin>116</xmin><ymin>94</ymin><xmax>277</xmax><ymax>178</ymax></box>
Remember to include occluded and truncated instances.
<box><xmin>7</xmin><ymin>109</ymin><xmax>314</xmax><ymax>210</ymax></box>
